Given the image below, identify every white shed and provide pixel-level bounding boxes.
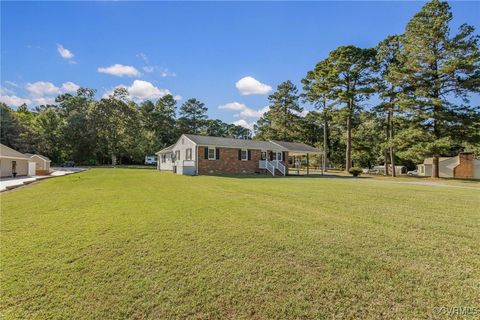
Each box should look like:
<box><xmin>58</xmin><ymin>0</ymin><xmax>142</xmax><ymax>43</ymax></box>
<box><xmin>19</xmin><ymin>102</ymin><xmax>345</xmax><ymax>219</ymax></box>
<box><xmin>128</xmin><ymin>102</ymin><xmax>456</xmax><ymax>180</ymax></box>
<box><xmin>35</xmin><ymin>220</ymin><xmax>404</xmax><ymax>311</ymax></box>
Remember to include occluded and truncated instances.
<box><xmin>25</xmin><ymin>153</ymin><xmax>51</xmax><ymax>175</ymax></box>
<box><xmin>0</xmin><ymin>144</ymin><xmax>35</xmax><ymax>178</ymax></box>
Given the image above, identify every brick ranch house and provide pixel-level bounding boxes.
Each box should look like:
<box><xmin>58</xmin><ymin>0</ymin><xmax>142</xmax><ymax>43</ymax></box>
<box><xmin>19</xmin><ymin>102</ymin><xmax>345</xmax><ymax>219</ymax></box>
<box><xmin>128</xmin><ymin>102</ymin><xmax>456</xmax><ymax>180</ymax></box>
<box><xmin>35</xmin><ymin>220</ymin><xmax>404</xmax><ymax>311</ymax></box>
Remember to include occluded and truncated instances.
<box><xmin>156</xmin><ymin>134</ymin><xmax>321</xmax><ymax>176</ymax></box>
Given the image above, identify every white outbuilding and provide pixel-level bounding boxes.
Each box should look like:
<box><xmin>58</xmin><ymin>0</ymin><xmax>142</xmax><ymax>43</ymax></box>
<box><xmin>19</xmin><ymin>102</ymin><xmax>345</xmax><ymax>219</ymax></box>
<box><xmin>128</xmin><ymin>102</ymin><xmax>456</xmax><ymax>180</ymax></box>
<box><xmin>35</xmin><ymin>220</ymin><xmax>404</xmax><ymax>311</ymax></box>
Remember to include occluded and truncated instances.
<box><xmin>25</xmin><ymin>153</ymin><xmax>52</xmax><ymax>175</ymax></box>
<box><xmin>0</xmin><ymin>144</ymin><xmax>35</xmax><ymax>178</ymax></box>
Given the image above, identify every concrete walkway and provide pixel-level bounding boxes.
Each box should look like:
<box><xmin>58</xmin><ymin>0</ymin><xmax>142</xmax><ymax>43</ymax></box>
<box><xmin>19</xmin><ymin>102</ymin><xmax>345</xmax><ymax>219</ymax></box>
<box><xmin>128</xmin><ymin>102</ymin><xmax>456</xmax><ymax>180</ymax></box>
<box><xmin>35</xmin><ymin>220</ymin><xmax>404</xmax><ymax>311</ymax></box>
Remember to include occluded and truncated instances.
<box><xmin>0</xmin><ymin>168</ymin><xmax>86</xmax><ymax>192</ymax></box>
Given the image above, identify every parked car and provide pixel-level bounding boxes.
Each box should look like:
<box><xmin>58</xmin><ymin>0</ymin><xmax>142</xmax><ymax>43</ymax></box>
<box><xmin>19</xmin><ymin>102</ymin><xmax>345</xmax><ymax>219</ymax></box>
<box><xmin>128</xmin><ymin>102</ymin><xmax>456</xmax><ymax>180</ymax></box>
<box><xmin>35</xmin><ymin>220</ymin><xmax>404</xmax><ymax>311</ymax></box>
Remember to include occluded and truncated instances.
<box><xmin>407</xmin><ymin>170</ymin><xmax>418</xmax><ymax>176</ymax></box>
<box><xmin>145</xmin><ymin>155</ymin><xmax>158</xmax><ymax>165</ymax></box>
<box><xmin>62</xmin><ymin>161</ymin><xmax>75</xmax><ymax>167</ymax></box>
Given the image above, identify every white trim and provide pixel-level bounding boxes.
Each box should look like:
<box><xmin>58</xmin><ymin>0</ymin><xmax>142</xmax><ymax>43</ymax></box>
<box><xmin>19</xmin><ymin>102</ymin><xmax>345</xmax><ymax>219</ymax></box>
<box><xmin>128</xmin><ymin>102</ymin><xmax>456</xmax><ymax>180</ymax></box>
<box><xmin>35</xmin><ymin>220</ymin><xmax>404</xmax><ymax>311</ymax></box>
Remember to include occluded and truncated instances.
<box><xmin>260</xmin><ymin>150</ymin><xmax>267</xmax><ymax>161</ymax></box>
<box><xmin>0</xmin><ymin>155</ymin><xmax>31</xmax><ymax>160</ymax></box>
<box><xmin>195</xmin><ymin>145</ymin><xmax>198</xmax><ymax>175</ymax></box>
<box><xmin>170</xmin><ymin>134</ymin><xmax>198</xmax><ymax>152</ymax></box>
<box><xmin>208</xmin><ymin>147</ymin><xmax>216</xmax><ymax>160</ymax></box>
<box><xmin>240</xmin><ymin>149</ymin><xmax>248</xmax><ymax>161</ymax></box>
<box><xmin>186</xmin><ymin>148</ymin><xmax>193</xmax><ymax>161</ymax></box>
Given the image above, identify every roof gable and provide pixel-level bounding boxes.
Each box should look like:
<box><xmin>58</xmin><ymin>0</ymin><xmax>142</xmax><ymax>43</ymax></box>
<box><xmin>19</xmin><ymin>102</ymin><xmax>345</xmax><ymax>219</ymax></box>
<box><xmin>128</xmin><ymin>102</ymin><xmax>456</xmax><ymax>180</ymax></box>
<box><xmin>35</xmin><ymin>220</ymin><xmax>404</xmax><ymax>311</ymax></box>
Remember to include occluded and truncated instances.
<box><xmin>0</xmin><ymin>144</ymin><xmax>30</xmax><ymax>160</ymax></box>
<box><xmin>156</xmin><ymin>144</ymin><xmax>175</xmax><ymax>154</ymax></box>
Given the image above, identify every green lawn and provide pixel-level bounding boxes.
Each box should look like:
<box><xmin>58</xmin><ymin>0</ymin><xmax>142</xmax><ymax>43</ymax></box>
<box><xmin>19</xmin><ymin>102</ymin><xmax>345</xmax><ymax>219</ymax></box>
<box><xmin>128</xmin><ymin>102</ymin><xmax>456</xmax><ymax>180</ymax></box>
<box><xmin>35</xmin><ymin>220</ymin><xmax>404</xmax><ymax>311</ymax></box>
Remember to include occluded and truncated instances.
<box><xmin>1</xmin><ymin>169</ymin><xmax>479</xmax><ymax>319</ymax></box>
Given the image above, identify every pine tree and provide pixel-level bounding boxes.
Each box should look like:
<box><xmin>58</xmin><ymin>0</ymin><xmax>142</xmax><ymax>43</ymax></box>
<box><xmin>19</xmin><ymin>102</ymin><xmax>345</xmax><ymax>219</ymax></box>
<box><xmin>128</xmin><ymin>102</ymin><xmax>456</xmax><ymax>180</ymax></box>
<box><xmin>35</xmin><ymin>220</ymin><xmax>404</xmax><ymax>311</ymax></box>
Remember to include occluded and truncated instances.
<box><xmin>303</xmin><ymin>59</ymin><xmax>334</xmax><ymax>171</ymax></box>
<box><xmin>399</xmin><ymin>0</ymin><xmax>479</xmax><ymax>140</ymax></box>
<box><xmin>320</xmin><ymin>46</ymin><xmax>377</xmax><ymax>171</ymax></box>
<box><xmin>376</xmin><ymin>35</ymin><xmax>403</xmax><ymax>176</ymax></box>
<box><xmin>255</xmin><ymin>81</ymin><xmax>303</xmax><ymax>141</ymax></box>
<box><xmin>177</xmin><ymin>98</ymin><xmax>208</xmax><ymax>134</ymax></box>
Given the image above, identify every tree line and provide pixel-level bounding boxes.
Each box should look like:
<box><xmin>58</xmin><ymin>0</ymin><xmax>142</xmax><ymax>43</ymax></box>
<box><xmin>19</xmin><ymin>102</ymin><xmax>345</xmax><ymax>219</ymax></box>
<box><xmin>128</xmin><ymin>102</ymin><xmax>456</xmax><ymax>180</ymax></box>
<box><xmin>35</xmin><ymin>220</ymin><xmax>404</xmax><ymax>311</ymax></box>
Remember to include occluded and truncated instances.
<box><xmin>1</xmin><ymin>0</ymin><xmax>479</xmax><ymax>172</ymax></box>
<box><xmin>1</xmin><ymin>89</ymin><xmax>250</xmax><ymax>165</ymax></box>
<box><xmin>256</xmin><ymin>0</ymin><xmax>480</xmax><ymax>174</ymax></box>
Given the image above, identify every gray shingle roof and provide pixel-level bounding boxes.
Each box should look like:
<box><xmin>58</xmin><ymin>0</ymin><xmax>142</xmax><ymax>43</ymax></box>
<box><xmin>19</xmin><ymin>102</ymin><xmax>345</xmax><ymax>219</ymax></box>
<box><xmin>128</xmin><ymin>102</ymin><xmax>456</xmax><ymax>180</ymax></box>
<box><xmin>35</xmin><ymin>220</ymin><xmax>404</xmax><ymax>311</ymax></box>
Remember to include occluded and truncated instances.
<box><xmin>25</xmin><ymin>153</ymin><xmax>51</xmax><ymax>161</ymax></box>
<box><xmin>270</xmin><ymin>140</ymin><xmax>322</xmax><ymax>153</ymax></box>
<box><xmin>156</xmin><ymin>144</ymin><xmax>175</xmax><ymax>154</ymax></box>
<box><xmin>183</xmin><ymin>134</ymin><xmax>321</xmax><ymax>153</ymax></box>
<box><xmin>184</xmin><ymin>134</ymin><xmax>286</xmax><ymax>151</ymax></box>
<box><xmin>0</xmin><ymin>144</ymin><xmax>30</xmax><ymax>160</ymax></box>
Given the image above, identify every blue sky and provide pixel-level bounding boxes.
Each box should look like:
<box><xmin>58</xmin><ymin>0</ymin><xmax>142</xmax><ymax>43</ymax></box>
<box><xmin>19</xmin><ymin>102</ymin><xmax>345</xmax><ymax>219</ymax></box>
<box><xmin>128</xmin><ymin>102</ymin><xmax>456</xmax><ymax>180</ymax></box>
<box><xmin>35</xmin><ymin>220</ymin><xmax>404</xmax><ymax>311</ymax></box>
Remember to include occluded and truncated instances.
<box><xmin>1</xmin><ymin>1</ymin><xmax>479</xmax><ymax>129</ymax></box>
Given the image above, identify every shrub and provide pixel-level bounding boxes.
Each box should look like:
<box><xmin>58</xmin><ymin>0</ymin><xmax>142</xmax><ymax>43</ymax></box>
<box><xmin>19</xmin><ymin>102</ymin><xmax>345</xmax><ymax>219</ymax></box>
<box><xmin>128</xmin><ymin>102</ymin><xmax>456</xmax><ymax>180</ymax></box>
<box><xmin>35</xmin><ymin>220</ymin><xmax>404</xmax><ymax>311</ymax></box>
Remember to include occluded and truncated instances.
<box><xmin>349</xmin><ymin>167</ymin><xmax>362</xmax><ymax>177</ymax></box>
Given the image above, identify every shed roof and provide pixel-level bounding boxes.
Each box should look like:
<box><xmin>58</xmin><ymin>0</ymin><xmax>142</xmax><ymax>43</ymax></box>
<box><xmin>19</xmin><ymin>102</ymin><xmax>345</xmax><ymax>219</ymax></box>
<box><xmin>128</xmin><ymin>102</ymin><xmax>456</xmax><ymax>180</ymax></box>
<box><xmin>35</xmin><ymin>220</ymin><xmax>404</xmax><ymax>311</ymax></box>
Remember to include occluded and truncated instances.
<box><xmin>423</xmin><ymin>157</ymin><xmax>455</xmax><ymax>165</ymax></box>
<box><xmin>0</xmin><ymin>144</ymin><xmax>30</xmax><ymax>160</ymax></box>
<box><xmin>25</xmin><ymin>153</ymin><xmax>51</xmax><ymax>162</ymax></box>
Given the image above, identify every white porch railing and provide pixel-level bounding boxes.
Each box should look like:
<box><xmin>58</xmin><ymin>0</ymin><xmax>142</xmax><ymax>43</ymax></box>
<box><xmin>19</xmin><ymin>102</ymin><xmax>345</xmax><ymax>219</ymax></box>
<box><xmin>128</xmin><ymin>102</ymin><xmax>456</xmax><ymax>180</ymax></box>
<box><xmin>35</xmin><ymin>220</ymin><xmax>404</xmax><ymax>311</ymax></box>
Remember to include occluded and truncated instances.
<box><xmin>259</xmin><ymin>160</ymin><xmax>267</xmax><ymax>169</ymax></box>
<box><xmin>266</xmin><ymin>161</ymin><xmax>275</xmax><ymax>176</ymax></box>
<box><xmin>259</xmin><ymin>160</ymin><xmax>282</xmax><ymax>176</ymax></box>
<box><xmin>274</xmin><ymin>161</ymin><xmax>286</xmax><ymax>176</ymax></box>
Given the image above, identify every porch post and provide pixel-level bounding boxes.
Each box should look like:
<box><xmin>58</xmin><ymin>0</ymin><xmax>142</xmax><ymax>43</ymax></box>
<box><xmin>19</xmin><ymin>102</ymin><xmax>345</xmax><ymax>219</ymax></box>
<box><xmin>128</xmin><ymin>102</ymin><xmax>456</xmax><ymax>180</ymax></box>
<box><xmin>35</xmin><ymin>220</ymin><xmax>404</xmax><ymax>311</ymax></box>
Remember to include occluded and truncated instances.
<box><xmin>307</xmin><ymin>153</ymin><xmax>310</xmax><ymax>175</ymax></box>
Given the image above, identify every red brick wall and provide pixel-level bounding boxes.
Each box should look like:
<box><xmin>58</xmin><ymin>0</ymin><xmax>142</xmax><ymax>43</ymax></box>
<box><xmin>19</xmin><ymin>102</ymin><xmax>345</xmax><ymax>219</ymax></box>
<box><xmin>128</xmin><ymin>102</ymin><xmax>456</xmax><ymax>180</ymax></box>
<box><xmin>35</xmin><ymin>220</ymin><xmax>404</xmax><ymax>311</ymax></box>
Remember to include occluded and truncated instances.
<box><xmin>454</xmin><ymin>153</ymin><xmax>474</xmax><ymax>179</ymax></box>
<box><xmin>197</xmin><ymin>146</ymin><xmax>288</xmax><ymax>175</ymax></box>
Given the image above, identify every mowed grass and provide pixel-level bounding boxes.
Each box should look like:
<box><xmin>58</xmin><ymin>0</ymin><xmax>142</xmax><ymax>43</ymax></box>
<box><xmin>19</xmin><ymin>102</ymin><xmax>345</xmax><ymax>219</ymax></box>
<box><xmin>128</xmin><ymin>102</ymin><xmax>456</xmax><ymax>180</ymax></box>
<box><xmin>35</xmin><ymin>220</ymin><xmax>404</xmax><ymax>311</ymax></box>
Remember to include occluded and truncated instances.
<box><xmin>1</xmin><ymin>169</ymin><xmax>479</xmax><ymax>319</ymax></box>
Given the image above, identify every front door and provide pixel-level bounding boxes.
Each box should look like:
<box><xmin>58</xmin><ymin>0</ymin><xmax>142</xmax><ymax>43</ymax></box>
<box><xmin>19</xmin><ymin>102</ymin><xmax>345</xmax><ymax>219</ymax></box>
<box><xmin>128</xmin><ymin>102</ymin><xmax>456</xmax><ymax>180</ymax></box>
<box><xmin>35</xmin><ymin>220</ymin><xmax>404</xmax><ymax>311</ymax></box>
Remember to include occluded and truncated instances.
<box><xmin>12</xmin><ymin>161</ymin><xmax>17</xmax><ymax>176</ymax></box>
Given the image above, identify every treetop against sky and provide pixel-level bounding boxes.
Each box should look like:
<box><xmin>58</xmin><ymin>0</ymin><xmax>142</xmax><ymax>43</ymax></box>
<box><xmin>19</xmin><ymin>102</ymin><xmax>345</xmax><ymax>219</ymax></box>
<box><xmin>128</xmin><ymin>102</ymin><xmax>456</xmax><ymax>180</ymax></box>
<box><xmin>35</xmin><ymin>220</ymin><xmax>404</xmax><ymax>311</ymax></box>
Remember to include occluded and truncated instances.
<box><xmin>1</xmin><ymin>1</ymin><xmax>479</xmax><ymax>130</ymax></box>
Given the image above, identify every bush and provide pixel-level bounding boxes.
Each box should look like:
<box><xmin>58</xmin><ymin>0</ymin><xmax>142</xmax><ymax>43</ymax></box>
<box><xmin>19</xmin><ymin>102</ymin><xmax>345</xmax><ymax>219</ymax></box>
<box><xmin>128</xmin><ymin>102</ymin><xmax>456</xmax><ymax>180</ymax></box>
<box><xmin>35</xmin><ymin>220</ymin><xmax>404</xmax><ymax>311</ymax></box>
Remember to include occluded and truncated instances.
<box><xmin>349</xmin><ymin>167</ymin><xmax>362</xmax><ymax>177</ymax></box>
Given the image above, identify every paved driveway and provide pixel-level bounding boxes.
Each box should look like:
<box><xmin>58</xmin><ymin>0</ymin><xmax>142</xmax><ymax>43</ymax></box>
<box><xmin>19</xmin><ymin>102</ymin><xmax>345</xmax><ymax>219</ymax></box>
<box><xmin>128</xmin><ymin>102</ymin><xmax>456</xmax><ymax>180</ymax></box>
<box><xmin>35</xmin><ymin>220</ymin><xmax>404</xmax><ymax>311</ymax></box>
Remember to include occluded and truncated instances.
<box><xmin>1</xmin><ymin>168</ymin><xmax>86</xmax><ymax>192</ymax></box>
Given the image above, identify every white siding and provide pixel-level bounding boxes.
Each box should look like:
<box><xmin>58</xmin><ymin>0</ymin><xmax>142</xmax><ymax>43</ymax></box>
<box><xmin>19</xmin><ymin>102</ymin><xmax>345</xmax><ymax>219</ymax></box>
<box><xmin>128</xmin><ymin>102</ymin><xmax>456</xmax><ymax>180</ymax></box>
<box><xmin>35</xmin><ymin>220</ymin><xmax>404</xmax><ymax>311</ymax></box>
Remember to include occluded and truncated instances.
<box><xmin>438</xmin><ymin>157</ymin><xmax>458</xmax><ymax>178</ymax></box>
<box><xmin>474</xmin><ymin>159</ymin><xmax>480</xmax><ymax>180</ymax></box>
<box><xmin>171</xmin><ymin>136</ymin><xmax>197</xmax><ymax>175</ymax></box>
<box><xmin>0</xmin><ymin>159</ymin><xmax>30</xmax><ymax>177</ymax></box>
<box><xmin>417</xmin><ymin>164</ymin><xmax>431</xmax><ymax>177</ymax></box>
<box><xmin>30</xmin><ymin>155</ymin><xmax>50</xmax><ymax>171</ymax></box>
<box><xmin>158</xmin><ymin>153</ymin><xmax>174</xmax><ymax>171</ymax></box>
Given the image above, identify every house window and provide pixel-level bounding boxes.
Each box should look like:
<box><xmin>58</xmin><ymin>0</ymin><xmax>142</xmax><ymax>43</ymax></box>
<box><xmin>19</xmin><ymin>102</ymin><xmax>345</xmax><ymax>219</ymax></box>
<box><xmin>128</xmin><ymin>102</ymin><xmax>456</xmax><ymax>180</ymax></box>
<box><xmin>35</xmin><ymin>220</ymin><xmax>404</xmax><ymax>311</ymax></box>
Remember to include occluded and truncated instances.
<box><xmin>208</xmin><ymin>147</ymin><xmax>216</xmax><ymax>160</ymax></box>
<box><xmin>274</xmin><ymin>152</ymin><xmax>282</xmax><ymax>161</ymax></box>
<box><xmin>241</xmin><ymin>149</ymin><xmax>248</xmax><ymax>161</ymax></box>
<box><xmin>162</xmin><ymin>155</ymin><xmax>166</xmax><ymax>163</ymax></box>
<box><xmin>186</xmin><ymin>148</ymin><xmax>192</xmax><ymax>160</ymax></box>
<box><xmin>175</xmin><ymin>150</ymin><xmax>180</xmax><ymax>161</ymax></box>
<box><xmin>261</xmin><ymin>151</ymin><xmax>267</xmax><ymax>160</ymax></box>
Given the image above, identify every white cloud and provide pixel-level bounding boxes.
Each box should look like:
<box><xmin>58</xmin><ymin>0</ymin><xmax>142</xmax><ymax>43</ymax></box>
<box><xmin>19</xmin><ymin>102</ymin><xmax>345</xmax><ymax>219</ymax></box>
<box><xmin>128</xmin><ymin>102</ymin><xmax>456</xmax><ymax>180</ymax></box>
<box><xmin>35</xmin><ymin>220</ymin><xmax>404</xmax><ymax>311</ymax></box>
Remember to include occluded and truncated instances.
<box><xmin>136</xmin><ymin>53</ymin><xmax>149</xmax><ymax>64</ymax></box>
<box><xmin>61</xmin><ymin>81</ymin><xmax>80</xmax><ymax>93</ymax></box>
<box><xmin>0</xmin><ymin>94</ymin><xmax>32</xmax><ymax>107</ymax></box>
<box><xmin>57</xmin><ymin>44</ymin><xmax>74</xmax><ymax>59</ymax></box>
<box><xmin>295</xmin><ymin>109</ymin><xmax>309</xmax><ymax>117</ymax></box>
<box><xmin>219</xmin><ymin>102</ymin><xmax>247</xmax><ymax>111</ymax></box>
<box><xmin>143</xmin><ymin>66</ymin><xmax>155</xmax><ymax>73</ymax></box>
<box><xmin>103</xmin><ymin>80</ymin><xmax>173</xmax><ymax>102</ymax></box>
<box><xmin>235</xmin><ymin>76</ymin><xmax>272</xmax><ymax>95</ymax></box>
<box><xmin>219</xmin><ymin>102</ymin><xmax>269</xmax><ymax>118</ymax></box>
<box><xmin>4</xmin><ymin>81</ymin><xmax>20</xmax><ymax>88</ymax></box>
<box><xmin>233</xmin><ymin>119</ymin><xmax>255</xmax><ymax>130</ymax></box>
<box><xmin>31</xmin><ymin>96</ymin><xmax>56</xmax><ymax>106</ymax></box>
<box><xmin>1</xmin><ymin>81</ymin><xmax>81</xmax><ymax>107</ymax></box>
<box><xmin>26</xmin><ymin>81</ymin><xmax>61</xmax><ymax>96</ymax></box>
<box><xmin>160</xmin><ymin>69</ymin><xmax>176</xmax><ymax>77</ymax></box>
<box><xmin>98</xmin><ymin>64</ymin><xmax>142</xmax><ymax>77</ymax></box>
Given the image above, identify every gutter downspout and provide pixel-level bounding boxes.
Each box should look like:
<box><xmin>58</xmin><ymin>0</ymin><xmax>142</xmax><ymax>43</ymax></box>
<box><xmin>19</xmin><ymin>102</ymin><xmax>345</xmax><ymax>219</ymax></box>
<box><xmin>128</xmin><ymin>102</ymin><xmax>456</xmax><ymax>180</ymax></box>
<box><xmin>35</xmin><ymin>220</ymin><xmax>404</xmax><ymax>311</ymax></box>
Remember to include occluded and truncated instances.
<box><xmin>195</xmin><ymin>145</ymin><xmax>198</xmax><ymax>175</ymax></box>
